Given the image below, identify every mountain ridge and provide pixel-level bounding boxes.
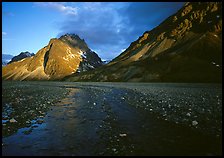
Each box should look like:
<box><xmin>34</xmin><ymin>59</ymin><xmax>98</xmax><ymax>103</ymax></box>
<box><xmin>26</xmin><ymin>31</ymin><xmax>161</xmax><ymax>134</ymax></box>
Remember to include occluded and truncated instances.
<box><xmin>8</xmin><ymin>51</ymin><xmax>35</xmax><ymax>64</ymax></box>
<box><xmin>64</xmin><ymin>2</ymin><xmax>222</xmax><ymax>83</ymax></box>
<box><xmin>2</xmin><ymin>34</ymin><xmax>103</xmax><ymax>80</ymax></box>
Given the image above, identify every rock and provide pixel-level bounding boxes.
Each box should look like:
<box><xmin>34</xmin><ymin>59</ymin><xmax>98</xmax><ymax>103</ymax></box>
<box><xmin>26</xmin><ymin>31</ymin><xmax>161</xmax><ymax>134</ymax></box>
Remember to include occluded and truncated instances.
<box><xmin>25</xmin><ymin>120</ymin><xmax>31</xmax><ymax>125</ymax></box>
<box><xmin>112</xmin><ymin>148</ymin><xmax>117</xmax><ymax>152</ymax></box>
<box><xmin>186</xmin><ymin>112</ymin><xmax>191</xmax><ymax>116</ymax></box>
<box><xmin>192</xmin><ymin>120</ymin><xmax>198</xmax><ymax>126</ymax></box>
<box><xmin>9</xmin><ymin>118</ymin><xmax>17</xmax><ymax>123</ymax></box>
<box><xmin>37</xmin><ymin>120</ymin><xmax>44</xmax><ymax>124</ymax></box>
<box><xmin>39</xmin><ymin>111</ymin><xmax>45</xmax><ymax>115</ymax></box>
<box><xmin>119</xmin><ymin>133</ymin><xmax>127</xmax><ymax>137</ymax></box>
<box><xmin>2</xmin><ymin>117</ymin><xmax>8</xmax><ymax>120</ymax></box>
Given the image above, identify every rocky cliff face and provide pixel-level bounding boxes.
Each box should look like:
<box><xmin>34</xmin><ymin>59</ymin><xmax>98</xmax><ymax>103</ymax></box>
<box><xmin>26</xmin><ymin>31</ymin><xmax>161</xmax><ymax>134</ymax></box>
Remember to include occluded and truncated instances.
<box><xmin>2</xmin><ymin>34</ymin><xmax>103</xmax><ymax>80</ymax></box>
<box><xmin>65</xmin><ymin>2</ymin><xmax>222</xmax><ymax>83</ymax></box>
<box><xmin>59</xmin><ymin>34</ymin><xmax>103</xmax><ymax>72</ymax></box>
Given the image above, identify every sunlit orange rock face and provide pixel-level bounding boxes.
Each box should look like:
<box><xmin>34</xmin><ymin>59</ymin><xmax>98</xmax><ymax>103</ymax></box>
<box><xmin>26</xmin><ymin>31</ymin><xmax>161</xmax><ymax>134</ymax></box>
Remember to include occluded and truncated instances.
<box><xmin>2</xmin><ymin>34</ymin><xmax>103</xmax><ymax>81</ymax></box>
<box><xmin>65</xmin><ymin>2</ymin><xmax>222</xmax><ymax>83</ymax></box>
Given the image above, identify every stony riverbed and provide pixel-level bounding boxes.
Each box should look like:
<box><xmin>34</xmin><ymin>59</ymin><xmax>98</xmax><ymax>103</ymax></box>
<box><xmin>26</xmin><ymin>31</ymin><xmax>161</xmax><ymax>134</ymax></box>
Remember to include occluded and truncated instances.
<box><xmin>2</xmin><ymin>81</ymin><xmax>222</xmax><ymax>156</ymax></box>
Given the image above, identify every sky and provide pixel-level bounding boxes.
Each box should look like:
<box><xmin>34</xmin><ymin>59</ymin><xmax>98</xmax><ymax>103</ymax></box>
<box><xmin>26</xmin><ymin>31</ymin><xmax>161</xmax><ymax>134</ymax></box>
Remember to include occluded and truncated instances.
<box><xmin>2</xmin><ymin>2</ymin><xmax>184</xmax><ymax>60</ymax></box>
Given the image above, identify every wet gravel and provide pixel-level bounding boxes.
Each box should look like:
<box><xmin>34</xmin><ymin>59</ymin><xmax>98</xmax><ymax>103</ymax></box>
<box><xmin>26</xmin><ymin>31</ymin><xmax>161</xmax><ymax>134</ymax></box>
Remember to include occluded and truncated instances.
<box><xmin>2</xmin><ymin>81</ymin><xmax>222</xmax><ymax>156</ymax></box>
<box><xmin>2</xmin><ymin>81</ymin><xmax>69</xmax><ymax>137</ymax></box>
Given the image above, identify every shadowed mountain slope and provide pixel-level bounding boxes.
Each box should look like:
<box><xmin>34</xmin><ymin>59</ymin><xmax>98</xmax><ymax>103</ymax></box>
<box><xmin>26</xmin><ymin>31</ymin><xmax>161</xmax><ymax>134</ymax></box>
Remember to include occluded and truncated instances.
<box><xmin>64</xmin><ymin>2</ymin><xmax>222</xmax><ymax>83</ymax></box>
<box><xmin>8</xmin><ymin>51</ymin><xmax>35</xmax><ymax>64</ymax></box>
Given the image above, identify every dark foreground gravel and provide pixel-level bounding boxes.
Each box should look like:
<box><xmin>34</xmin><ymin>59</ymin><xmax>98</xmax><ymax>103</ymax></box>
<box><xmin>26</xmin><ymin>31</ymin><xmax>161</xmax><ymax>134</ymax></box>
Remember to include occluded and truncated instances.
<box><xmin>2</xmin><ymin>81</ymin><xmax>69</xmax><ymax>137</ymax></box>
<box><xmin>2</xmin><ymin>81</ymin><xmax>222</xmax><ymax>156</ymax></box>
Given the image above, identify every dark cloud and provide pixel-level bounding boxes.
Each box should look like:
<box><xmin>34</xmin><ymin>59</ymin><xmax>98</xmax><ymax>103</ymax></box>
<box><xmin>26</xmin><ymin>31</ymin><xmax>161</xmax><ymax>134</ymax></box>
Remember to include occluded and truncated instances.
<box><xmin>58</xmin><ymin>2</ymin><xmax>184</xmax><ymax>60</ymax></box>
<box><xmin>128</xmin><ymin>2</ymin><xmax>185</xmax><ymax>28</ymax></box>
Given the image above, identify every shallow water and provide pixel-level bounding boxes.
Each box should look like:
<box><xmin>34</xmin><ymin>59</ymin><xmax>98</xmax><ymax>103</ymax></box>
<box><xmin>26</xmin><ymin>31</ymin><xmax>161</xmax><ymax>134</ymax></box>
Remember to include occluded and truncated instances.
<box><xmin>2</xmin><ymin>81</ymin><xmax>222</xmax><ymax>156</ymax></box>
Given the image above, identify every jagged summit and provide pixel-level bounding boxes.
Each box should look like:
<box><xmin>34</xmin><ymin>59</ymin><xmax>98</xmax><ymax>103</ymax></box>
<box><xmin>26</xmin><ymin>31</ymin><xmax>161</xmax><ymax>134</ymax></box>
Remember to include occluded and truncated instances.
<box><xmin>8</xmin><ymin>51</ymin><xmax>35</xmax><ymax>64</ymax></box>
<box><xmin>2</xmin><ymin>34</ymin><xmax>103</xmax><ymax>81</ymax></box>
<box><xmin>59</xmin><ymin>34</ymin><xmax>89</xmax><ymax>52</ymax></box>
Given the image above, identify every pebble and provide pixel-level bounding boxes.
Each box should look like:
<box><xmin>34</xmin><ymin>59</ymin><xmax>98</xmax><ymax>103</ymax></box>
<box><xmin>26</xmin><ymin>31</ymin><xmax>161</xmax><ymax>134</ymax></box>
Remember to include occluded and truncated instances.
<box><xmin>39</xmin><ymin>111</ymin><xmax>45</xmax><ymax>115</ymax></box>
<box><xmin>119</xmin><ymin>133</ymin><xmax>127</xmax><ymax>137</ymax></box>
<box><xmin>192</xmin><ymin>120</ymin><xmax>198</xmax><ymax>126</ymax></box>
<box><xmin>186</xmin><ymin>112</ymin><xmax>191</xmax><ymax>117</ymax></box>
<box><xmin>112</xmin><ymin>148</ymin><xmax>117</xmax><ymax>152</ymax></box>
<box><xmin>93</xmin><ymin>103</ymin><xmax>96</xmax><ymax>105</ymax></box>
<box><xmin>2</xmin><ymin>117</ymin><xmax>8</xmax><ymax>120</ymax></box>
<box><xmin>9</xmin><ymin>118</ymin><xmax>17</xmax><ymax>123</ymax></box>
<box><xmin>37</xmin><ymin>120</ymin><xmax>44</xmax><ymax>124</ymax></box>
